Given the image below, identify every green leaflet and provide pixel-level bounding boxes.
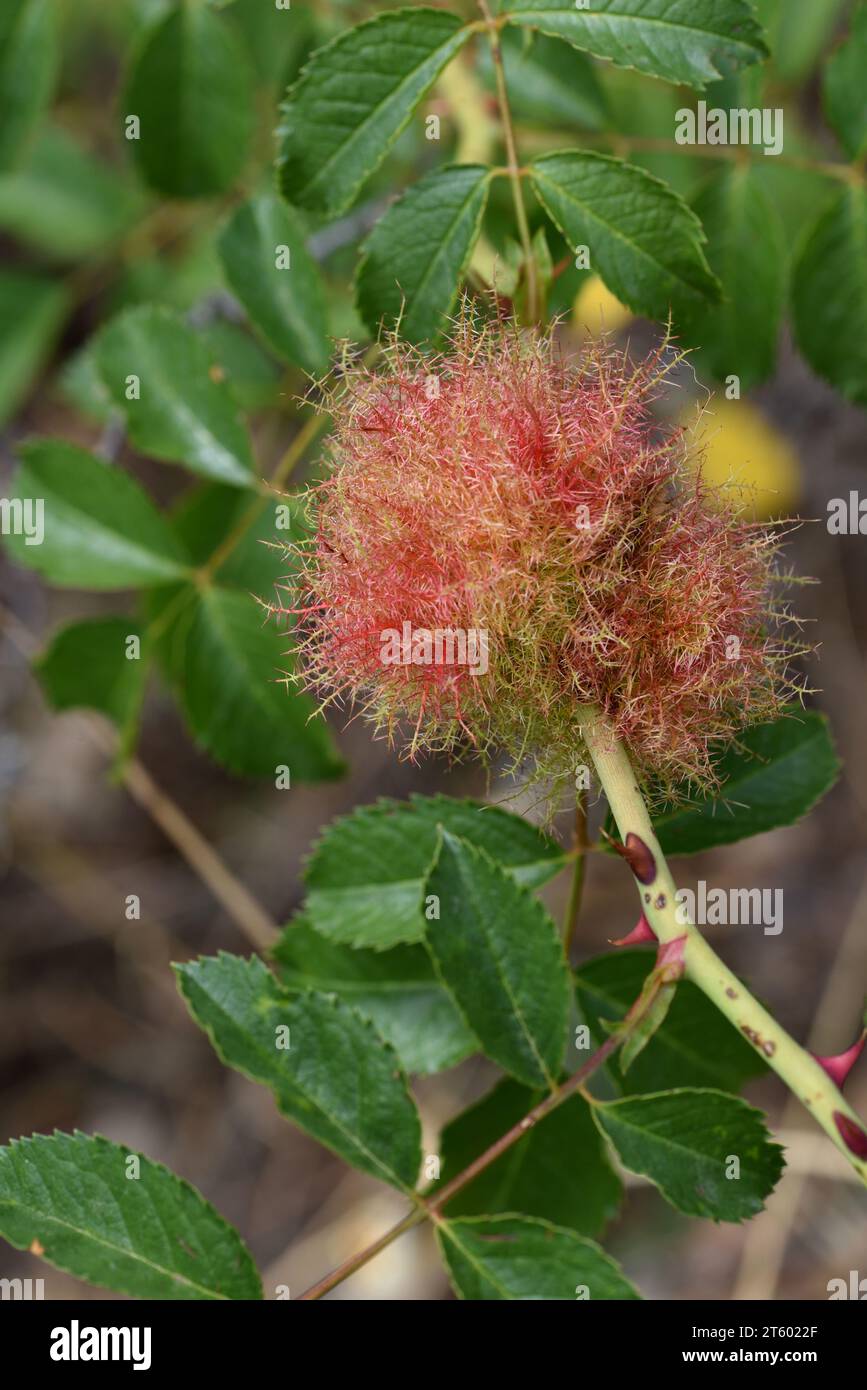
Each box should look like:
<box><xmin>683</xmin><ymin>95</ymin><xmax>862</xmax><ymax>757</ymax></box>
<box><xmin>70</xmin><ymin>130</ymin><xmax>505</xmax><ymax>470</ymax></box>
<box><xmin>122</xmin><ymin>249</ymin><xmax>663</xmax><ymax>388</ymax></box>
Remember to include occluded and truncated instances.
<box><xmin>36</xmin><ymin>617</ymin><xmax>146</xmax><ymax>731</ymax></box>
<box><xmin>823</xmin><ymin>5</ymin><xmax>867</xmax><ymax>160</ymax></box>
<box><xmin>145</xmin><ymin>481</ymin><xmax>341</xmax><ymax>782</ymax></box>
<box><xmin>199</xmin><ymin>321</ymin><xmax>284</xmax><ymax>414</ymax></box>
<box><xmin>771</xmin><ymin>0</ymin><xmax>847</xmax><ymax>84</ymax></box>
<box><xmin>530</xmin><ymin>150</ymin><xmax>720</xmax><ymax>321</ymax></box>
<box><xmin>792</xmin><ymin>185</ymin><xmax>867</xmax><ymax>407</ymax></box>
<box><xmin>356</xmin><ymin>164</ymin><xmax>490</xmax><ymax>344</ymax></box>
<box><xmin>502</xmin><ymin>0</ymin><xmax>768</xmax><ymax>89</ymax></box>
<box><xmin>277</xmin><ymin>7</ymin><xmax>472</xmax><ymax>215</ymax></box>
<box><xmin>176</xmin><ymin>953</ymin><xmax>423</xmax><ymax>1192</ymax></box>
<box><xmin>651</xmin><ymin>711</ymin><xmax>841</xmax><ymax>854</ymax></box>
<box><xmin>3</xmin><ymin>440</ymin><xmax>190</xmax><ymax>589</ymax></box>
<box><xmin>437</xmin><ymin>1214</ymin><xmax>640</xmax><ymax>1299</ymax></box>
<box><xmin>124</xmin><ymin>2</ymin><xmax>254</xmax><ymax>197</ymax></box>
<box><xmin>593</xmin><ymin>1088</ymin><xmax>785</xmax><ymax>1222</ymax></box>
<box><xmin>0</xmin><ymin>0</ymin><xmax>59</xmax><ymax>170</ymax></box>
<box><xmin>0</xmin><ymin>1131</ymin><xmax>262</xmax><ymax>1300</ymax></box>
<box><xmin>150</xmin><ymin>583</ymin><xmax>342</xmax><ymax>782</ymax></box>
<box><xmin>226</xmin><ymin>0</ymin><xmax>315</xmax><ymax>87</ymax></box>
<box><xmin>303</xmin><ymin>794</ymin><xmax>565</xmax><ymax>950</ymax></box>
<box><xmin>0</xmin><ymin>126</ymin><xmax>144</xmax><ymax>260</ymax></box>
<box><xmin>0</xmin><ymin>270</ymin><xmax>67</xmax><ymax>425</ymax></box>
<box><xmin>424</xmin><ymin>832</ymin><xmax>570</xmax><ymax>1090</ymax></box>
<box><xmin>272</xmin><ymin>917</ymin><xmax>477</xmax><ymax>1076</ymax></box>
<box><xmin>217</xmin><ymin>195</ymin><xmax>330</xmax><ymax>374</ymax></box>
<box><xmin>680</xmin><ymin>165</ymin><xmax>786</xmax><ymax>389</ymax></box>
<box><xmin>95</xmin><ymin>307</ymin><xmax>255</xmax><ymax>486</ymax></box>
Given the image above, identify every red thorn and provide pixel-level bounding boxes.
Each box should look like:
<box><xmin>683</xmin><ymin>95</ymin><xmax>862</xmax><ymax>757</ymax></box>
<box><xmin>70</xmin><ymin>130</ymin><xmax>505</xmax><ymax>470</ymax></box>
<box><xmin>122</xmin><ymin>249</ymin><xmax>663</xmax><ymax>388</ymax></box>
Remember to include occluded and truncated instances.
<box><xmin>656</xmin><ymin>934</ymin><xmax>688</xmax><ymax>972</ymax></box>
<box><xmin>614</xmin><ymin>832</ymin><xmax>657</xmax><ymax>885</ymax></box>
<box><xmin>611</xmin><ymin>914</ymin><xmax>656</xmax><ymax>947</ymax></box>
<box><xmin>814</xmin><ymin>1032</ymin><xmax>867</xmax><ymax>1088</ymax></box>
<box><xmin>833</xmin><ymin>1111</ymin><xmax>867</xmax><ymax>1160</ymax></box>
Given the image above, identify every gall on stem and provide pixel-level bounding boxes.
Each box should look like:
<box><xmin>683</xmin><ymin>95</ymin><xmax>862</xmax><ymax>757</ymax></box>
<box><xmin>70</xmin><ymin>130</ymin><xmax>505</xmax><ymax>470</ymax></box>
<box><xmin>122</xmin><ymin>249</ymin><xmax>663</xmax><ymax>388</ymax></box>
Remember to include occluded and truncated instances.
<box><xmin>283</xmin><ymin>312</ymin><xmax>806</xmax><ymax>811</ymax></box>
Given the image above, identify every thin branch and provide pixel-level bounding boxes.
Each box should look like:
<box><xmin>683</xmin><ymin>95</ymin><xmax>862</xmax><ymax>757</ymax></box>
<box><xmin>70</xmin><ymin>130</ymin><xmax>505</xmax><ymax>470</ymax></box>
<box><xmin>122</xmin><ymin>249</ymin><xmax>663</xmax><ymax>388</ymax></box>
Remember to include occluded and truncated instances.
<box><xmin>119</xmin><ymin>756</ymin><xmax>278</xmax><ymax>951</ymax></box>
<box><xmin>293</xmin><ymin>1207</ymin><xmax>429</xmax><ymax>1302</ymax></box>
<box><xmin>478</xmin><ymin>0</ymin><xmax>540</xmax><ymax>323</ymax></box>
<box><xmin>0</xmin><ymin>602</ymin><xmax>279</xmax><ymax>951</ymax></box>
<box><xmin>297</xmin><ymin>968</ymin><xmax>669</xmax><ymax>1299</ymax></box>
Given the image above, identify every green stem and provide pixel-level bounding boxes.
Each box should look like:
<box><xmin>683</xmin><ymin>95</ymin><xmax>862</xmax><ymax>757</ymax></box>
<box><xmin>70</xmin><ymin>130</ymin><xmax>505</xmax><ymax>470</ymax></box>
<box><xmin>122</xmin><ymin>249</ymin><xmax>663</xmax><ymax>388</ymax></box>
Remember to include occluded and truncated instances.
<box><xmin>579</xmin><ymin>704</ymin><xmax>867</xmax><ymax>1187</ymax></box>
<box><xmin>563</xmin><ymin>789</ymin><xmax>588</xmax><ymax>954</ymax></box>
<box><xmin>199</xmin><ymin>411</ymin><xmax>328</xmax><ymax>583</ymax></box>
<box><xmin>478</xmin><ymin>0</ymin><xmax>539</xmax><ymax>323</ymax></box>
<box><xmin>197</xmin><ymin>343</ymin><xmax>379</xmax><ymax>587</ymax></box>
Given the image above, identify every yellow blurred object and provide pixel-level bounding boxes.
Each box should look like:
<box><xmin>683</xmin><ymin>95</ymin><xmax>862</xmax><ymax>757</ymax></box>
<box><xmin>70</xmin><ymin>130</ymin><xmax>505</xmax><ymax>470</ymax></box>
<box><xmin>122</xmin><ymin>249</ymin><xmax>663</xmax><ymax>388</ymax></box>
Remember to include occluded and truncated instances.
<box><xmin>470</xmin><ymin>232</ymin><xmax>508</xmax><ymax>295</ymax></box>
<box><xmin>436</xmin><ymin>57</ymin><xmax>497</xmax><ymax>167</ymax></box>
<box><xmin>572</xmin><ymin>275</ymin><xmax>633</xmax><ymax>336</ymax></box>
<box><xmin>681</xmin><ymin>397</ymin><xmax>802</xmax><ymax>520</ymax></box>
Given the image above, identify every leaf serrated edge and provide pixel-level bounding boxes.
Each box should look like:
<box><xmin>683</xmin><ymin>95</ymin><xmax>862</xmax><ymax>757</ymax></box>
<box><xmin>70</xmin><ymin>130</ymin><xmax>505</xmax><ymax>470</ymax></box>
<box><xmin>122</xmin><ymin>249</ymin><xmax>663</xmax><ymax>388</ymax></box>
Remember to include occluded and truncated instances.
<box><xmin>276</xmin><ymin>7</ymin><xmax>474</xmax><ymax>215</ymax></box>
<box><xmin>0</xmin><ymin>1128</ymin><xmax>263</xmax><ymax>1301</ymax></box>
<box><xmin>301</xmin><ymin>791</ymin><xmax>562</xmax><ymax>888</ymax></box>
<box><xmin>174</xmin><ymin>953</ymin><xmax>422</xmax><ymax>1192</ymax></box>
<box><xmin>590</xmin><ymin>1086</ymin><xmax>786</xmax><ymax>1224</ymax></box>
<box><xmin>436</xmin><ymin>1211</ymin><xmax>641</xmax><ymax>1300</ymax></box>
<box><xmin>301</xmin><ymin>795</ymin><xmax>564</xmax><ymax>950</ymax></box>
<box><xmin>529</xmin><ymin>148</ymin><xmax>722</xmax><ymax>314</ymax></box>
<box><xmin>502</xmin><ymin>0</ymin><xmax>768</xmax><ymax>89</ymax></box>
<box><xmin>354</xmin><ymin>163</ymin><xmax>492</xmax><ymax>342</ymax></box>
<box><xmin>423</xmin><ymin>830</ymin><xmax>570</xmax><ymax>1089</ymax></box>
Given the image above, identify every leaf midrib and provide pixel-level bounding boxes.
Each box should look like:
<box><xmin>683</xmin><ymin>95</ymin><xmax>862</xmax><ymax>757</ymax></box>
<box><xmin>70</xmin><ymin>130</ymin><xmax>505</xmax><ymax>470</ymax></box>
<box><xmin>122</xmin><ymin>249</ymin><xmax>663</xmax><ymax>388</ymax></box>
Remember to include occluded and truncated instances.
<box><xmin>289</xmin><ymin>14</ymin><xmax>469</xmax><ymax>199</ymax></box>
<box><xmin>597</xmin><ymin>1095</ymin><xmax>762</xmax><ymax>1179</ymax></box>
<box><xmin>446</xmin><ymin>841</ymin><xmax>558</xmax><ymax>1089</ymax></box>
<box><xmin>34</xmin><ymin>479</ymin><xmax>188</xmax><ymax>581</ymax></box>
<box><xmin>507</xmin><ymin>2</ymin><xmax>763</xmax><ymax>60</ymax></box>
<box><xmin>0</xmin><ymin>1197</ymin><xmax>230</xmax><ymax>1300</ymax></box>
<box><xmin>439</xmin><ymin>1220</ymin><xmax>517</xmax><ymax>1299</ymax></box>
<box><xmin>184</xmin><ymin>967</ymin><xmax>417</xmax><ymax>1194</ymax></box>
<box><xmin>532</xmin><ymin>156</ymin><xmax>712</xmax><ymax>302</ymax></box>
<box><xmin>385</xmin><ymin>168</ymin><xmax>490</xmax><ymax>331</ymax></box>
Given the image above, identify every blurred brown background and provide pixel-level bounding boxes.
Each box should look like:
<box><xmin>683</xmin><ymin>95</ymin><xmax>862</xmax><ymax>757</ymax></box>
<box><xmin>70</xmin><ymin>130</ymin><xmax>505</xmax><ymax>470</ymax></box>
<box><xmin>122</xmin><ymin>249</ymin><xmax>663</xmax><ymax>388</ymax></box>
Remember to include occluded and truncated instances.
<box><xmin>2</xmin><ymin>0</ymin><xmax>867</xmax><ymax>1301</ymax></box>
